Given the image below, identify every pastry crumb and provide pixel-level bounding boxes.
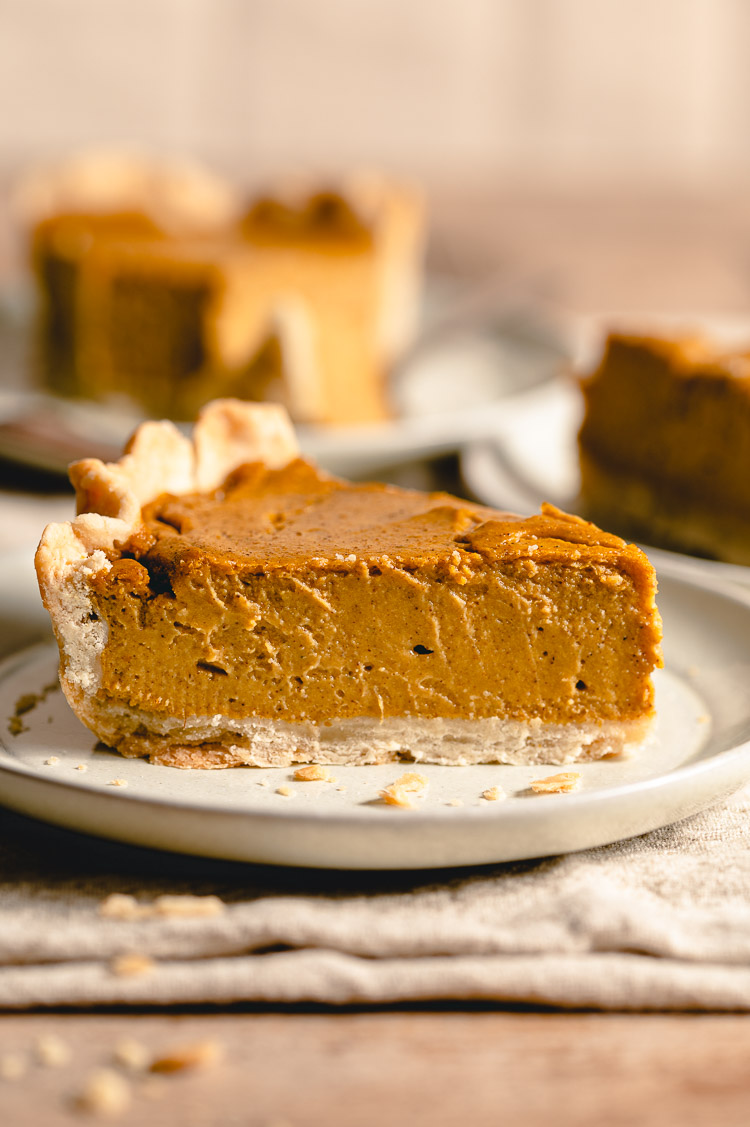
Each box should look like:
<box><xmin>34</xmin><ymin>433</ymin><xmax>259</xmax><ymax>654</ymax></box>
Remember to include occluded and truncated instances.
<box><xmin>335</xmin><ymin>785</ymin><xmax>347</xmax><ymax>793</ymax></box>
<box><xmin>99</xmin><ymin>892</ymin><xmax>225</xmax><ymax>921</ymax></box>
<box><xmin>74</xmin><ymin>1068</ymin><xmax>131</xmax><ymax>1117</ymax></box>
<box><xmin>112</xmin><ymin>1038</ymin><xmax>150</xmax><ymax>1073</ymax></box>
<box><xmin>481</xmin><ymin>786</ymin><xmax>506</xmax><ymax>802</ymax></box>
<box><xmin>380</xmin><ymin>771</ymin><xmax>429</xmax><ymax>808</ymax></box>
<box><xmin>276</xmin><ymin>785</ymin><xmax>295</xmax><ymax>797</ymax></box>
<box><xmin>150</xmin><ymin>1040</ymin><xmax>222</xmax><ymax>1074</ymax></box>
<box><xmin>395</xmin><ymin>771</ymin><xmax>429</xmax><ymax>790</ymax></box>
<box><xmin>153</xmin><ymin>894</ymin><xmax>225</xmax><ymax>918</ymax></box>
<box><xmin>99</xmin><ymin>893</ymin><xmax>140</xmax><ymax>920</ymax></box>
<box><xmin>75</xmin><ymin>763</ymin><xmax>88</xmax><ymax>772</ymax></box>
<box><xmin>110</xmin><ymin>953</ymin><xmax>156</xmax><ymax>978</ymax></box>
<box><xmin>14</xmin><ymin>692</ymin><xmax>39</xmax><ymax>716</ymax></box>
<box><xmin>108</xmin><ymin>778</ymin><xmax>127</xmax><ymax>787</ymax></box>
<box><xmin>44</xmin><ymin>756</ymin><xmax>59</xmax><ymax>766</ymax></box>
<box><xmin>294</xmin><ymin>764</ymin><xmax>334</xmax><ymax>782</ymax></box>
<box><xmin>34</xmin><ymin>1033</ymin><xmax>71</xmax><ymax>1068</ymax></box>
<box><xmin>530</xmin><ymin>771</ymin><xmax>581</xmax><ymax>794</ymax></box>
<box><xmin>0</xmin><ymin>1052</ymin><xmax>27</xmax><ymax>1080</ymax></box>
<box><xmin>380</xmin><ymin>784</ymin><xmax>416</xmax><ymax>808</ymax></box>
<box><xmin>257</xmin><ymin>779</ymin><xmax>269</xmax><ymax>787</ymax></box>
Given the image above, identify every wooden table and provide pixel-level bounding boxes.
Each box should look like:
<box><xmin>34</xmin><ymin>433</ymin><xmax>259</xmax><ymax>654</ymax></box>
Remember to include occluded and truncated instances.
<box><xmin>2</xmin><ymin>1011</ymin><xmax>750</xmax><ymax>1125</ymax></box>
<box><xmin>4</xmin><ymin>189</ymin><xmax>750</xmax><ymax>1126</ymax></box>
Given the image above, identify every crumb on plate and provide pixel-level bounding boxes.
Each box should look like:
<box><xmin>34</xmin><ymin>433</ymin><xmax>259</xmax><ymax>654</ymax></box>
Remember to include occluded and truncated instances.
<box><xmin>530</xmin><ymin>771</ymin><xmax>581</xmax><ymax>794</ymax></box>
<box><xmin>293</xmin><ymin>764</ymin><xmax>334</xmax><ymax>782</ymax></box>
<box><xmin>380</xmin><ymin>771</ymin><xmax>429</xmax><ymax>808</ymax></box>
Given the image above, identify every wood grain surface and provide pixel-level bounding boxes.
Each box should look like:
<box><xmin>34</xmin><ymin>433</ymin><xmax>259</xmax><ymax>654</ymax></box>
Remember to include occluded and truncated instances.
<box><xmin>2</xmin><ymin>1011</ymin><xmax>750</xmax><ymax>1126</ymax></box>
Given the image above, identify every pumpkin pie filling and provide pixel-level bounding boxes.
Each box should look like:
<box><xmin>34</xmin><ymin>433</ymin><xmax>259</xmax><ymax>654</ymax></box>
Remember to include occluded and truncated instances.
<box><xmin>36</xmin><ymin>400</ymin><xmax>662</xmax><ymax>768</ymax></box>
<box><xmin>579</xmin><ymin>331</ymin><xmax>750</xmax><ymax>564</ymax></box>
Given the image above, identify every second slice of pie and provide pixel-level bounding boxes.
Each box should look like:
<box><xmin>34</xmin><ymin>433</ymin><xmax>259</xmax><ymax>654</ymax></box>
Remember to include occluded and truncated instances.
<box><xmin>36</xmin><ymin>400</ymin><xmax>663</xmax><ymax>769</ymax></box>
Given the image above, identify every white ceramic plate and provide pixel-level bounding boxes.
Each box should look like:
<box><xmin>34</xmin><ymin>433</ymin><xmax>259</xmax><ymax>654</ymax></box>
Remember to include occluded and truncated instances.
<box><xmin>1</xmin><ymin>548</ymin><xmax>750</xmax><ymax>870</ymax></box>
<box><xmin>461</xmin><ymin>377</ymin><xmax>750</xmax><ymax>589</ymax></box>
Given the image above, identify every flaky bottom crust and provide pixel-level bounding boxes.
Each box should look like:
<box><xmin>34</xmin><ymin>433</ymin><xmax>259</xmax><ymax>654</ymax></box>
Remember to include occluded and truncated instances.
<box><xmin>65</xmin><ymin>678</ymin><xmax>654</xmax><ymax>769</ymax></box>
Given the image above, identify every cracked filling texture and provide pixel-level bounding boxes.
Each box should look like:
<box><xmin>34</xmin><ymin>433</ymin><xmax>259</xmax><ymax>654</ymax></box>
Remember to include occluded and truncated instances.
<box><xmin>87</xmin><ymin>459</ymin><xmax>662</xmax><ymax>728</ymax></box>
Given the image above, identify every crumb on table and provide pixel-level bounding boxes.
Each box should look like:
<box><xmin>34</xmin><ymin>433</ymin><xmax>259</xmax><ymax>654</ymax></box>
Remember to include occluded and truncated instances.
<box><xmin>149</xmin><ymin>1040</ymin><xmax>223</xmax><ymax>1074</ymax></box>
<box><xmin>74</xmin><ymin>1068</ymin><xmax>132</xmax><ymax>1117</ymax></box>
<box><xmin>99</xmin><ymin>892</ymin><xmax>225</xmax><ymax>921</ymax></box>
<box><xmin>481</xmin><ymin>786</ymin><xmax>506</xmax><ymax>802</ymax></box>
<box><xmin>34</xmin><ymin>1033</ymin><xmax>71</xmax><ymax>1068</ymax></box>
<box><xmin>110</xmin><ymin>953</ymin><xmax>156</xmax><ymax>978</ymax></box>
<box><xmin>112</xmin><ymin>1038</ymin><xmax>150</xmax><ymax>1072</ymax></box>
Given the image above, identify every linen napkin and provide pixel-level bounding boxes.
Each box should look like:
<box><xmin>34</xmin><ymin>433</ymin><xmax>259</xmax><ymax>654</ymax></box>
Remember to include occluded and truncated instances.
<box><xmin>1</xmin><ymin>781</ymin><xmax>750</xmax><ymax>1012</ymax></box>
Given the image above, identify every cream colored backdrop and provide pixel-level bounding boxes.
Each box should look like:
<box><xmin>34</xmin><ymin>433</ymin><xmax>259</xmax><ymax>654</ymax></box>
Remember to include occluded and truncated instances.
<box><xmin>2</xmin><ymin>0</ymin><xmax>750</xmax><ymax>186</ymax></box>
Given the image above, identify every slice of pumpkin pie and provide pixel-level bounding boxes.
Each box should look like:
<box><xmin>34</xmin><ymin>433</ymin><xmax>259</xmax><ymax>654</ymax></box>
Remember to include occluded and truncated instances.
<box><xmin>36</xmin><ymin>400</ymin><xmax>662</xmax><ymax>768</ymax></box>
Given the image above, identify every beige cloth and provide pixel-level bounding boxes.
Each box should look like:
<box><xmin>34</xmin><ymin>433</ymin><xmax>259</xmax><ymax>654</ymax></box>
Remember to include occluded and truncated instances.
<box><xmin>2</xmin><ymin>783</ymin><xmax>750</xmax><ymax>1011</ymax></box>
